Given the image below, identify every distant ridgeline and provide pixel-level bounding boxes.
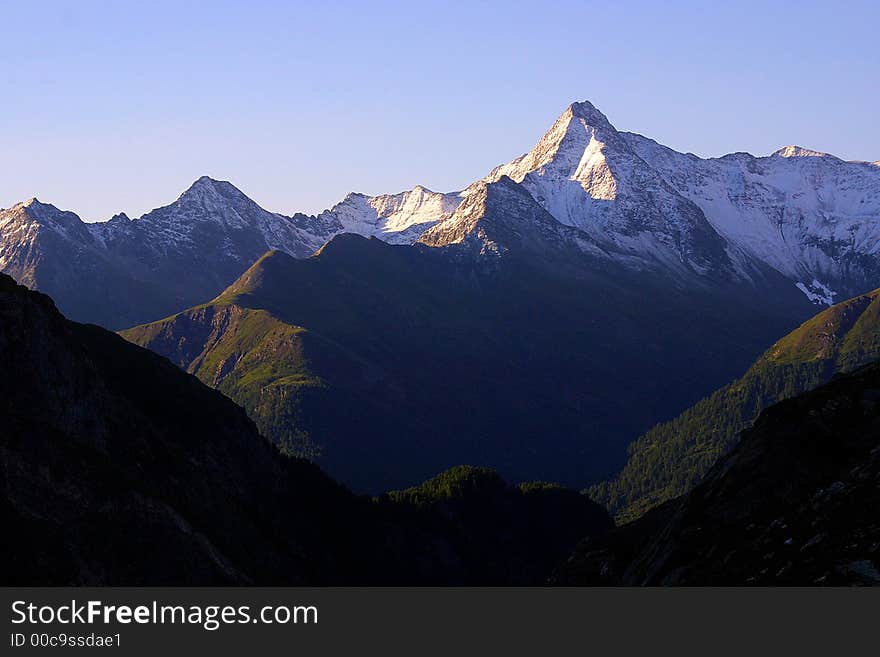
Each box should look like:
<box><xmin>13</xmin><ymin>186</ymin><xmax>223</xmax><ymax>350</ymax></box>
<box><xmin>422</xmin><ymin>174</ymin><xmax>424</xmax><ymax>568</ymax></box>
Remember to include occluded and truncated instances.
<box><xmin>6</xmin><ymin>101</ymin><xmax>880</xmax><ymax>332</ymax></box>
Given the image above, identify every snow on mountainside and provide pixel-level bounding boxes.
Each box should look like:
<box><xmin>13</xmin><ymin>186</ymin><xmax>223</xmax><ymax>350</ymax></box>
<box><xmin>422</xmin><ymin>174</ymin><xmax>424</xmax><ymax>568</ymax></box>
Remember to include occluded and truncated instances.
<box><xmin>453</xmin><ymin>101</ymin><xmax>880</xmax><ymax>302</ymax></box>
<box><xmin>419</xmin><ymin>176</ymin><xmax>606</xmax><ymax>261</ymax></box>
<box><xmin>3</xmin><ymin>98</ymin><xmax>879</xmax><ymax>321</ymax></box>
<box><xmin>0</xmin><ymin>198</ymin><xmax>106</xmax><ymax>283</ymax></box>
<box><xmin>622</xmin><ymin>133</ymin><xmax>880</xmax><ymax>303</ymax></box>
<box><xmin>0</xmin><ymin>177</ymin><xmax>463</xmax><ymax>326</ymax></box>
<box><xmin>1</xmin><ymin>198</ymin><xmax>97</xmax><ymax>256</ymax></box>
<box><xmin>315</xmin><ymin>185</ymin><xmax>462</xmax><ymax>245</ymax></box>
<box><xmin>8</xmin><ymin>176</ymin><xmax>460</xmax><ymax>260</ymax></box>
<box><xmin>0</xmin><ymin>198</ymin><xmax>174</xmax><ymax>328</ymax></box>
<box><xmin>88</xmin><ymin>176</ymin><xmax>322</xmax><ymax>259</ymax></box>
<box><xmin>469</xmin><ymin>101</ymin><xmax>732</xmax><ymax>276</ymax></box>
<box><xmin>86</xmin><ymin>176</ymin><xmax>461</xmax><ymax>256</ymax></box>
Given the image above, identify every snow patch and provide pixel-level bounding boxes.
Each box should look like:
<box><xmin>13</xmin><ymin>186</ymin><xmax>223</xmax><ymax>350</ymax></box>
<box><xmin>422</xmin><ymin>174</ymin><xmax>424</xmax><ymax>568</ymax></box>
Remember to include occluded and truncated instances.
<box><xmin>796</xmin><ymin>279</ymin><xmax>836</xmax><ymax>306</ymax></box>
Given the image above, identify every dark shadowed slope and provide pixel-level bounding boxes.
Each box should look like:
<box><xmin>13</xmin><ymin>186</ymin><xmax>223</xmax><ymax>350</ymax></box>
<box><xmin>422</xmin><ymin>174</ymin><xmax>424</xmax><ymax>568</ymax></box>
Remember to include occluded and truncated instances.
<box><xmin>556</xmin><ymin>364</ymin><xmax>880</xmax><ymax>585</ymax></box>
<box><xmin>0</xmin><ymin>272</ymin><xmax>374</xmax><ymax>584</ymax></box>
<box><xmin>387</xmin><ymin>466</ymin><xmax>612</xmax><ymax>584</ymax></box>
<box><xmin>123</xmin><ymin>225</ymin><xmax>809</xmax><ymax>493</ymax></box>
<box><xmin>0</xmin><ymin>274</ymin><xmax>609</xmax><ymax>584</ymax></box>
<box><xmin>0</xmin><ymin>199</ymin><xmax>173</xmax><ymax>328</ymax></box>
<box><xmin>594</xmin><ymin>288</ymin><xmax>880</xmax><ymax>522</ymax></box>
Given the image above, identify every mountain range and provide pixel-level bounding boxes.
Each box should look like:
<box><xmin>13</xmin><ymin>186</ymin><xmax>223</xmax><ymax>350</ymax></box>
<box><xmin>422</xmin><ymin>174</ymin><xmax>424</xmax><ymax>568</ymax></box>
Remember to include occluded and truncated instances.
<box><xmin>0</xmin><ymin>178</ymin><xmax>459</xmax><ymax>329</ymax></box>
<box><xmin>7</xmin><ymin>99</ymin><xmax>879</xmax><ymax>493</ymax></box>
<box><xmin>114</xmin><ymin>101</ymin><xmax>880</xmax><ymax>492</ymax></box>
<box><xmin>4</xmin><ymin>101</ymin><xmax>880</xmax><ymax>330</ymax></box>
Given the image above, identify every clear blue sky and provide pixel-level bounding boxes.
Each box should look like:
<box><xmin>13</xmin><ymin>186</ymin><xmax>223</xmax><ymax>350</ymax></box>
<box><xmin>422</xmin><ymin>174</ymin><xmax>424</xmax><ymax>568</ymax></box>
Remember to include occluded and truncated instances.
<box><xmin>2</xmin><ymin>0</ymin><xmax>877</xmax><ymax>221</ymax></box>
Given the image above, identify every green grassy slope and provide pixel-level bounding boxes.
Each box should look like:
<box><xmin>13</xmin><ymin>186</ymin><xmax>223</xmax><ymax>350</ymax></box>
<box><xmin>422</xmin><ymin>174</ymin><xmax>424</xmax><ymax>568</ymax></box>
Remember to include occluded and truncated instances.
<box><xmin>124</xmin><ymin>303</ymin><xmax>327</xmax><ymax>458</ymax></box>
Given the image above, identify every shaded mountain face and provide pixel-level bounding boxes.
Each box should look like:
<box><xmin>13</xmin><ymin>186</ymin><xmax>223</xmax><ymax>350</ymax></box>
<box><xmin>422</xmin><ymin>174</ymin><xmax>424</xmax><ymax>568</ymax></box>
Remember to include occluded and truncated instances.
<box><xmin>123</xmin><ymin>235</ymin><xmax>811</xmax><ymax>493</ymax></box>
<box><xmin>0</xmin><ymin>179</ymin><xmax>460</xmax><ymax>329</ymax></box>
<box><xmin>0</xmin><ymin>183</ymin><xmax>309</xmax><ymax>329</ymax></box>
<box><xmin>593</xmin><ymin>287</ymin><xmax>880</xmax><ymax>523</ymax></box>
<box><xmin>0</xmin><ymin>199</ymin><xmax>172</xmax><ymax>328</ymax></box>
<box><xmin>0</xmin><ymin>273</ymin><xmax>610</xmax><ymax>585</ymax></box>
<box><xmin>555</xmin><ymin>364</ymin><xmax>880</xmax><ymax>586</ymax></box>
<box><xmin>0</xmin><ymin>272</ymin><xmax>363</xmax><ymax>584</ymax></box>
<box><xmin>387</xmin><ymin>466</ymin><xmax>612</xmax><ymax>584</ymax></box>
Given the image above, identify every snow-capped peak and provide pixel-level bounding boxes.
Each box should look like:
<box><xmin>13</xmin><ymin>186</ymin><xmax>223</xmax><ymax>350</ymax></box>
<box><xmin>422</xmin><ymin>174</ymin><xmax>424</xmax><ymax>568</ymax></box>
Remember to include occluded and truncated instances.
<box><xmin>2</xmin><ymin>198</ymin><xmax>48</xmax><ymax>216</ymax></box>
<box><xmin>139</xmin><ymin>176</ymin><xmax>285</xmax><ymax>236</ymax></box>
<box><xmin>315</xmin><ymin>185</ymin><xmax>463</xmax><ymax>244</ymax></box>
<box><xmin>568</xmin><ymin>100</ymin><xmax>613</xmax><ymax>124</ymax></box>
<box><xmin>772</xmin><ymin>145</ymin><xmax>834</xmax><ymax>159</ymax></box>
<box><xmin>4</xmin><ymin>198</ymin><xmax>79</xmax><ymax>225</ymax></box>
<box><xmin>0</xmin><ymin>197</ymin><xmax>96</xmax><ymax>261</ymax></box>
<box><xmin>177</xmin><ymin>175</ymin><xmax>219</xmax><ymax>199</ymax></box>
<box><xmin>4</xmin><ymin>98</ymin><xmax>880</xmax><ymax>315</ymax></box>
<box><xmin>624</xmin><ymin>130</ymin><xmax>880</xmax><ymax>301</ymax></box>
<box><xmin>485</xmin><ymin>100</ymin><xmax>621</xmax><ymax>189</ymax></box>
<box><xmin>475</xmin><ymin>99</ymin><xmax>729</xmax><ymax>275</ymax></box>
<box><xmin>175</xmin><ymin>176</ymin><xmax>253</xmax><ymax>206</ymax></box>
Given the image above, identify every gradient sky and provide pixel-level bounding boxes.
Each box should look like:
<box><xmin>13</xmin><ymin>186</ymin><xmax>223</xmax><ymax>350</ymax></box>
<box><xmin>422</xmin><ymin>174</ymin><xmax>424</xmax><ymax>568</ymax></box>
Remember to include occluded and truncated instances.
<box><xmin>2</xmin><ymin>0</ymin><xmax>878</xmax><ymax>221</ymax></box>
